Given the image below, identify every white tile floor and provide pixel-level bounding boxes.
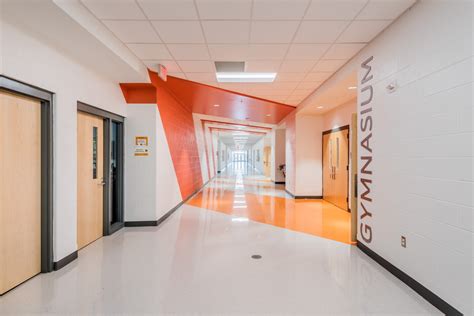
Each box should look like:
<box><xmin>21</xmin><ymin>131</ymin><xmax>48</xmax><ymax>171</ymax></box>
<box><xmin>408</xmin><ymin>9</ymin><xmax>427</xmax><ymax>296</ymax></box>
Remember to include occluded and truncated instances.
<box><xmin>0</xmin><ymin>204</ymin><xmax>440</xmax><ymax>315</ymax></box>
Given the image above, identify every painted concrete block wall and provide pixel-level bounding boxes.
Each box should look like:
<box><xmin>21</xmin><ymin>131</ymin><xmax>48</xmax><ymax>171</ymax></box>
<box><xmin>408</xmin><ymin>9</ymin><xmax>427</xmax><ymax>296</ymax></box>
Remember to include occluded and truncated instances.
<box><xmin>154</xmin><ymin>78</ymin><xmax>203</xmax><ymax>200</ymax></box>
<box><xmin>295</xmin><ymin>114</ymin><xmax>323</xmax><ymax>196</ymax></box>
<box><xmin>284</xmin><ymin>111</ymin><xmax>296</xmax><ymax>195</ymax></box>
<box><xmin>2</xmin><ymin>20</ymin><xmax>127</xmax><ymax>261</ymax></box>
<box><xmin>124</xmin><ymin>105</ymin><xmax>157</xmax><ymax>221</ymax></box>
<box><xmin>353</xmin><ymin>1</ymin><xmax>473</xmax><ymax>313</ymax></box>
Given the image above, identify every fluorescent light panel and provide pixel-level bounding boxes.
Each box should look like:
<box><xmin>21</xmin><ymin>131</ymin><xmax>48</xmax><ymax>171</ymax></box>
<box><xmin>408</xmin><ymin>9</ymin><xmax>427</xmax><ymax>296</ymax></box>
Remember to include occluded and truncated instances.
<box><xmin>216</xmin><ymin>72</ymin><xmax>277</xmax><ymax>83</ymax></box>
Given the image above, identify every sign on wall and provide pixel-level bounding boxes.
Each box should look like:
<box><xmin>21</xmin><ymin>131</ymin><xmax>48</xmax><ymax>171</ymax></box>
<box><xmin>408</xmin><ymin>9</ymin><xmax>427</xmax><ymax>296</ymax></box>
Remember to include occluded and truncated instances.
<box><xmin>134</xmin><ymin>136</ymin><xmax>149</xmax><ymax>156</ymax></box>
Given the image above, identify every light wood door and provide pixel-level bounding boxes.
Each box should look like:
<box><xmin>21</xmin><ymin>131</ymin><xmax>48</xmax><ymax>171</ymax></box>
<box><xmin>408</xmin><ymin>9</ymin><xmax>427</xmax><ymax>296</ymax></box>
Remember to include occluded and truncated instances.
<box><xmin>0</xmin><ymin>91</ymin><xmax>42</xmax><ymax>295</ymax></box>
<box><xmin>77</xmin><ymin>112</ymin><xmax>104</xmax><ymax>249</ymax></box>
<box><xmin>323</xmin><ymin>128</ymin><xmax>349</xmax><ymax>210</ymax></box>
<box><xmin>263</xmin><ymin>146</ymin><xmax>271</xmax><ymax>177</ymax></box>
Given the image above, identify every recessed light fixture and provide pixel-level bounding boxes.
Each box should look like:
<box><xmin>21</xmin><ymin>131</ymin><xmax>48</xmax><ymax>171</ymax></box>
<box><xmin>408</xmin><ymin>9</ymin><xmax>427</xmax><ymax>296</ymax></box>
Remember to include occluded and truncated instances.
<box><xmin>266</xmin><ymin>114</ymin><xmax>271</xmax><ymax>117</ymax></box>
<box><xmin>348</xmin><ymin>86</ymin><xmax>357</xmax><ymax>90</ymax></box>
<box><xmin>213</xmin><ymin>104</ymin><xmax>220</xmax><ymax>107</ymax></box>
<box><xmin>317</xmin><ymin>106</ymin><xmax>324</xmax><ymax>109</ymax></box>
<box><xmin>216</xmin><ymin>72</ymin><xmax>277</xmax><ymax>83</ymax></box>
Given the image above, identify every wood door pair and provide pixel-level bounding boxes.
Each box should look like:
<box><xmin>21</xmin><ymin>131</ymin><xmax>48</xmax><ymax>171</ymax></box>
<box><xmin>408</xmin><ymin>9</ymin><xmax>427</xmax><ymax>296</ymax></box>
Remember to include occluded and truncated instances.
<box><xmin>77</xmin><ymin>112</ymin><xmax>104</xmax><ymax>249</ymax></box>
<box><xmin>0</xmin><ymin>91</ymin><xmax>41</xmax><ymax>294</ymax></box>
<box><xmin>322</xmin><ymin>127</ymin><xmax>349</xmax><ymax>210</ymax></box>
<box><xmin>263</xmin><ymin>146</ymin><xmax>271</xmax><ymax>177</ymax></box>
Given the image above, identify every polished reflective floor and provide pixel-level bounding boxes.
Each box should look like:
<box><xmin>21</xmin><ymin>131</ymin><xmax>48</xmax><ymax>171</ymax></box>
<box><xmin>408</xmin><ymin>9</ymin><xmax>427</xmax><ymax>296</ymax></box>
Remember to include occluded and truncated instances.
<box><xmin>188</xmin><ymin>162</ymin><xmax>353</xmax><ymax>244</ymax></box>
<box><xmin>0</xmin><ymin>163</ymin><xmax>440</xmax><ymax>314</ymax></box>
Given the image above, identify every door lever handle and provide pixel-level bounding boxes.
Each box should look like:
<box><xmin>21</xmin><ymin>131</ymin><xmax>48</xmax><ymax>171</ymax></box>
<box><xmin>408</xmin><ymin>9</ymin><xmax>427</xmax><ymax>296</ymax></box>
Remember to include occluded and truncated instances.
<box><xmin>99</xmin><ymin>178</ymin><xmax>106</xmax><ymax>186</ymax></box>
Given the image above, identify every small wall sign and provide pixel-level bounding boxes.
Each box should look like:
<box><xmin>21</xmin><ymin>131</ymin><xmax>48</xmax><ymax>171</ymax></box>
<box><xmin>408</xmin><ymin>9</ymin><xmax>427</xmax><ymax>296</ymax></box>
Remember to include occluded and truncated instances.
<box><xmin>134</xmin><ymin>136</ymin><xmax>149</xmax><ymax>156</ymax></box>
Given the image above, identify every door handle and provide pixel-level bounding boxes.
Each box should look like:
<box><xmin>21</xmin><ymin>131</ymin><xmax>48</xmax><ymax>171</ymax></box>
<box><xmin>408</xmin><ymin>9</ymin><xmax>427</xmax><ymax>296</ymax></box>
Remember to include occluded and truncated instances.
<box><xmin>99</xmin><ymin>178</ymin><xmax>106</xmax><ymax>186</ymax></box>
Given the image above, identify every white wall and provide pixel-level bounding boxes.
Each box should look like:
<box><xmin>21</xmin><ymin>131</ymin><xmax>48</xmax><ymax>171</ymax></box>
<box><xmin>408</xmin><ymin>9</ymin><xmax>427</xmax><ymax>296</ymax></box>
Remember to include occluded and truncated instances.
<box><xmin>252</xmin><ymin>138</ymin><xmax>265</xmax><ymax>173</ymax></box>
<box><xmin>2</xmin><ymin>19</ymin><xmax>127</xmax><ymax>261</ymax></box>
<box><xmin>295</xmin><ymin>114</ymin><xmax>323</xmax><ymax>196</ymax></box>
<box><xmin>193</xmin><ymin>115</ymin><xmax>210</xmax><ymax>183</ymax></box>
<box><xmin>274</xmin><ymin>129</ymin><xmax>286</xmax><ymax>183</ymax></box>
<box><xmin>124</xmin><ymin>104</ymin><xmax>182</xmax><ymax>222</ymax></box>
<box><xmin>351</xmin><ymin>1</ymin><xmax>472</xmax><ymax>312</ymax></box>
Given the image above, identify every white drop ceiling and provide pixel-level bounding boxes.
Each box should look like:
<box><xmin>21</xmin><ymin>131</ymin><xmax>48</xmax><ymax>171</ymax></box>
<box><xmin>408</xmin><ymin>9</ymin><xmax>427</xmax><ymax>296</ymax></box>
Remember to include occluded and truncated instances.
<box><xmin>81</xmin><ymin>0</ymin><xmax>416</xmax><ymax>106</ymax></box>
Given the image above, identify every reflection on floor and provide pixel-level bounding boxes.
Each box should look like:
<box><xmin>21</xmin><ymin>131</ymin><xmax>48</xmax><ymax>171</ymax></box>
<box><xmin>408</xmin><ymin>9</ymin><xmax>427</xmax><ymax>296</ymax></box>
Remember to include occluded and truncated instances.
<box><xmin>0</xmin><ymin>161</ymin><xmax>439</xmax><ymax>314</ymax></box>
<box><xmin>188</xmin><ymin>162</ymin><xmax>352</xmax><ymax>244</ymax></box>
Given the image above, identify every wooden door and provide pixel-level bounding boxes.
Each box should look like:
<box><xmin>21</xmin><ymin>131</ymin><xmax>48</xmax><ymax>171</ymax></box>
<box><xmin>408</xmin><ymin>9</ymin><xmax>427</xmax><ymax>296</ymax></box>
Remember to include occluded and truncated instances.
<box><xmin>0</xmin><ymin>91</ymin><xmax>42</xmax><ymax>294</ymax></box>
<box><xmin>323</xmin><ymin>128</ymin><xmax>349</xmax><ymax>210</ymax></box>
<box><xmin>77</xmin><ymin>112</ymin><xmax>104</xmax><ymax>249</ymax></box>
<box><xmin>263</xmin><ymin>146</ymin><xmax>271</xmax><ymax>177</ymax></box>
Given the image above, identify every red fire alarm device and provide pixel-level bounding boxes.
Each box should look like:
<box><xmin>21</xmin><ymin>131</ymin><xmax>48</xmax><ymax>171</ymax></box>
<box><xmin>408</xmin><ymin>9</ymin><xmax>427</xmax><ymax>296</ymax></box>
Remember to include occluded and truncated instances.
<box><xmin>158</xmin><ymin>64</ymin><xmax>168</xmax><ymax>82</ymax></box>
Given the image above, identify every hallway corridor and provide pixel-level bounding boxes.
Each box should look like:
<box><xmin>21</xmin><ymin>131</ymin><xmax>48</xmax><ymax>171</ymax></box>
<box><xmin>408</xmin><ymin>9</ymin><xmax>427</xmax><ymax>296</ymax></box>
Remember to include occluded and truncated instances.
<box><xmin>0</xmin><ymin>163</ymin><xmax>439</xmax><ymax>314</ymax></box>
<box><xmin>188</xmin><ymin>163</ymin><xmax>353</xmax><ymax>244</ymax></box>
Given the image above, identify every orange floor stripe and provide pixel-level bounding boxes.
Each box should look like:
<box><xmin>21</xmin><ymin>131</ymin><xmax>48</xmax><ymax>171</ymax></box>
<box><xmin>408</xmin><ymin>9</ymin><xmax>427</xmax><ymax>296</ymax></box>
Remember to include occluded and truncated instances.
<box><xmin>187</xmin><ymin>170</ymin><xmax>352</xmax><ymax>244</ymax></box>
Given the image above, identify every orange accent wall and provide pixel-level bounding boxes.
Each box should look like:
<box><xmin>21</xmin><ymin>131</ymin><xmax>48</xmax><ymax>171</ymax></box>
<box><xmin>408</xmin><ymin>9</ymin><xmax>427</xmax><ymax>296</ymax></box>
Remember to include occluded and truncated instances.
<box><xmin>119</xmin><ymin>83</ymin><xmax>156</xmax><ymax>104</ymax></box>
<box><xmin>149</xmin><ymin>72</ymin><xmax>203</xmax><ymax>200</ymax></box>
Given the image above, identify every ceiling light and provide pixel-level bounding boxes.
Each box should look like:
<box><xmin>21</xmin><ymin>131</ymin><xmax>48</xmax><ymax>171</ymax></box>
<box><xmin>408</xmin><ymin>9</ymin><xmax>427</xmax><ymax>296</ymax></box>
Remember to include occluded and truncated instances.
<box><xmin>348</xmin><ymin>86</ymin><xmax>357</xmax><ymax>90</ymax></box>
<box><xmin>317</xmin><ymin>106</ymin><xmax>324</xmax><ymax>109</ymax></box>
<box><xmin>216</xmin><ymin>72</ymin><xmax>277</xmax><ymax>83</ymax></box>
<box><xmin>266</xmin><ymin>114</ymin><xmax>271</xmax><ymax>117</ymax></box>
<box><xmin>213</xmin><ymin>104</ymin><xmax>220</xmax><ymax>107</ymax></box>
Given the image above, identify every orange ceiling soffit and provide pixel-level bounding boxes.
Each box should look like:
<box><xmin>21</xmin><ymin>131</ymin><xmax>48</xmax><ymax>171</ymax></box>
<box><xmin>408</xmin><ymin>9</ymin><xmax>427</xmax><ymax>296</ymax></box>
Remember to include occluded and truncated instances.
<box><xmin>147</xmin><ymin>69</ymin><xmax>295</xmax><ymax>124</ymax></box>
<box><xmin>201</xmin><ymin>119</ymin><xmax>273</xmax><ymax>131</ymax></box>
<box><xmin>209</xmin><ymin>127</ymin><xmax>267</xmax><ymax>135</ymax></box>
<box><xmin>120</xmin><ymin>83</ymin><xmax>156</xmax><ymax>104</ymax></box>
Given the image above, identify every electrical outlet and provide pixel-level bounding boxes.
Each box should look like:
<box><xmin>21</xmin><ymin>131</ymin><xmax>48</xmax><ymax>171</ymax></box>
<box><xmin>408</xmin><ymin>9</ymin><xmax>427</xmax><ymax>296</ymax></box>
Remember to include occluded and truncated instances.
<box><xmin>401</xmin><ymin>236</ymin><xmax>406</xmax><ymax>248</ymax></box>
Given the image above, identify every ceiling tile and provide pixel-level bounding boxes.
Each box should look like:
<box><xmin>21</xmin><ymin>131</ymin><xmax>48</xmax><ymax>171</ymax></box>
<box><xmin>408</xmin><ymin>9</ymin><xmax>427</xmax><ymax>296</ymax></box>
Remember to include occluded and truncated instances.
<box><xmin>275</xmin><ymin>72</ymin><xmax>306</xmax><ymax>82</ymax></box>
<box><xmin>167</xmin><ymin>44</ymin><xmax>210</xmax><ymax>60</ymax></box>
<box><xmin>178</xmin><ymin>60</ymin><xmax>215</xmax><ymax>72</ymax></box>
<box><xmin>185</xmin><ymin>72</ymin><xmax>217</xmax><ymax>82</ymax></box>
<box><xmin>290</xmin><ymin>89</ymin><xmax>314</xmax><ymax>97</ymax></box>
<box><xmin>297</xmin><ymin>81</ymin><xmax>323</xmax><ymax>90</ymax></box>
<box><xmin>304</xmin><ymin>0</ymin><xmax>367</xmax><ymax>20</ymax></box>
<box><xmin>304</xmin><ymin>72</ymin><xmax>332</xmax><ymax>82</ymax></box>
<box><xmin>312</xmin><ymin>59</ymin><xmax>347</xmax><ymax>72</ymax></box>
<box><xmin>202</xmin><ymin>21</ymin><xmax>250</xmax><ymax>44</ymax></box>
<box><xmin>294</xmin><ymin>21</ymin><xmax>350</xmax><ymax>43</ymax></box>
<box><xmin>103</xmin><ymin>21</ymin><xmax>161</xmax><ymax>43</ymax></box>
<box><xmin>82</xmin><ymin>0</ymin><xmax>146</xmax><ymax>19</ymax></box>
<box><xmin>279</xmin><ymin>60</ymin><xmax>316</xmax><ymax>72</ymax></box>
<box><xmin>127</xmin><ymin>43</ymin><xmax>172</xmax><ymax>59</ymax></box>
<box><xmin>137</xmin><ymin>0</ymin><xmax>198</xmax><ymax>20</ymax></box>
<box><xmin>271</xmin><ymin>81</ymin><xmax>299</xmax><ymax>90</ymax></box>
<box><xmin>151</xmin><ymin>21</ymin><xmax>205</xmax><ymax>43</ymax></box>
<box><xmin>323</xmin><ymin>43</ymin><xmax>365</xmax><ymax>59</ymax></box>
<box><xmin>252</xmin><ymin>0</ymin><xmax>310</xmax><ymax>20</ymax></box>
<box><xmin>338</xmin><ymin>20</ymin><xmax>391</xmax><ymax>43</ymax></box>
<box><xmin>245</xmin><ymin>60</ymin><xmax>282</xmax><ymax>72</ymax></box>
<box><xmin>143</xmin><ymin>60</ymin><xmax>182</xmax><ymax>72</ymax></box>
<box><xmin>208</xmin><ymin>44</ymin><xmax>248</xmax><ymax>61</ymax></box>
<box><xmin>356</xmin><ymin>0</ymin><xmax>416</xmax><ymax>20</ymax></box>
<box><xmin>196</xmin><ymin>0</ymin><xmax>252</xmax><ymax>19</ymax></box>
<box><xmin>168</xmin><ymin>72</ymin><xmax>187</xmax><ymax>79</ymax></box>
<box><xmin>247</xmin><ymin>44</ymin><xmax>288</xmax><ymax>60</ymax></box>
<box><xmin>285</xmin><ymin>44</ymin><xmax>330</xmax><ymax>60</ymax></box>
<box><xmin>250</xmin><ymin>21</ymin><xmax>300</xmax><ymax>44</ymax></box>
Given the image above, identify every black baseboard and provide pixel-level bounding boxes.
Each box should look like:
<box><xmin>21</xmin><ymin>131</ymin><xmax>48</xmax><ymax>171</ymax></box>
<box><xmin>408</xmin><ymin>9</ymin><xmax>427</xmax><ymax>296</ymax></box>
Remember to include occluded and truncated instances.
<box><xmin>285</xmin><ymin>189</ymin><xmax>295</xmax><ymax>198</ymax></box>
<box><xmin>295</xmin><ymin>195</ymin><xmax>322</xmax><ymax>199</ymax></box>
<box><xmin>274</xmin><ymin>181</ymin><xmax>286</xmax><ymax>184</ymax></box>
<box><xmin>124</xmin><ymin>220</ymin><xmax>158</xmax><ymax>227</ymax></box>
<box><xmin>124</xmin><ymin>176</ymin><xmax>214</xmax><ymax>229</ymax></box>
<box><xmin>357</xmin><ymin>241</ymin><xmax>462</xmax><ymax>316</ymax></box>
<box><xmin>53</xmin><ymin>251</ymin><xmax>78</xmax><ymax>271</ymax></box>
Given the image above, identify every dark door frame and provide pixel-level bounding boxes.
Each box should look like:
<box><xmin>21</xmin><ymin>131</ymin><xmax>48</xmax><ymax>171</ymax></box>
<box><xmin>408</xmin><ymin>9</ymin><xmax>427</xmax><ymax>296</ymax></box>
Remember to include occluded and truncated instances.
<box><xmin>77</xmin><ymin>102</ymin><xmax>125</xmax><ymax>236</ymax></box>
<box><xmin>321</xmin><ymin>124</ymin><xmax>350</xmax><ymax>211</ymax></box>
<box><xmin>0</xmin><ymin>75</ymin><xmax>54</xmax><ymax>273</ymax></box>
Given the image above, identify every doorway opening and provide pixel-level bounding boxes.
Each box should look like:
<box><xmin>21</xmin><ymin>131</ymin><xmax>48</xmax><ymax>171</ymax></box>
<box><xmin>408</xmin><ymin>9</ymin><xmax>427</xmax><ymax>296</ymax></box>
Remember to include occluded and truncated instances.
<box><xmin>77</xmin><ymin>102</ymin><xmax>124</xmax><ymax>250</ymax></box>
<box><xmin>0</xmin><ymin>76</ymin><xmax>53</xmax><ymax>295</ymax></box>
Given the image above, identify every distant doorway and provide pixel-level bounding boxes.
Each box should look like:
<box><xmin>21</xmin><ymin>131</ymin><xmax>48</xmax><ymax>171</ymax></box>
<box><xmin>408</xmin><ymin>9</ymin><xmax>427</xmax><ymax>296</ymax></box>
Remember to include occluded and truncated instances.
<box><xmin>322</xmin><ymin>126</ymin><xmax>349</xmax><ymax>211</ymax></box>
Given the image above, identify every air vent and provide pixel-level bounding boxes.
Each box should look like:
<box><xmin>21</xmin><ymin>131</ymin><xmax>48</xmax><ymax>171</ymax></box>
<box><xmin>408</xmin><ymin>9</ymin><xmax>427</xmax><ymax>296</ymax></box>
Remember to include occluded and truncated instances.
<box><xmin>215</xmin><ymin>61</ymin><xmax>245</xmax><ymax>73</ymax></box>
